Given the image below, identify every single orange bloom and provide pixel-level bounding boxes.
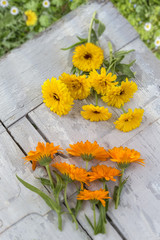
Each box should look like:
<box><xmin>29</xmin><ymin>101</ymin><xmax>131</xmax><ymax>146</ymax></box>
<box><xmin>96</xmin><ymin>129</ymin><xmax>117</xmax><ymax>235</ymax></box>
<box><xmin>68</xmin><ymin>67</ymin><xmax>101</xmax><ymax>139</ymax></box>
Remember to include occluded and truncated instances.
<box><xmin>108</xmin><ymin>146</ymin><xmax>145</xmax><ymax>169</ymax></box>
<box><xmin>89</xmin><ymin>165</ymin><xmax>121</xmax><ymax>182</ymax></box>
<box><xmin>77</xmin><ymin>189</ymin><xmax>110</xmax><ymax>207</ymax></box>
<box><xmin>24</xmin><ymin>142</ymin><xmax>61</xmax><ymax>170</ymax></box>
<box><xmin>66</xmin><ymin>140</ymin><xmax>109</xmax><ymax>161</ymax></box>
<box><xmin>52</xmin><ymin>162</ymin><xmax>89</xmax><ymax>185</ymax></box>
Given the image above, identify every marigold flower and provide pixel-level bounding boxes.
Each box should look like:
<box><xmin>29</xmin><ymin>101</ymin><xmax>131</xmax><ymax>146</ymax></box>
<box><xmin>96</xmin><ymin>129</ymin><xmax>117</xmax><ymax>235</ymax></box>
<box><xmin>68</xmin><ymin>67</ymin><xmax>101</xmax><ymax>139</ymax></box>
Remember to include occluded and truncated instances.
<box><xmin>114</xmin><ymin>108</ymin><xmax>144</xmax><ymax>132</ymax></box>
<box><xmin>89</xmin><ymin>165</ymin><xmax>121</xmax><ymax>182</ymax></box>
<box><xmin>72</xmin><ymin>43</ymin><xmax>104</xmax><ymax>72</ymax></box>
<box><xmin>89</xmin><ymin>68</ymin><xmax>117</xmax><ymax>95</ymax></box>
<box><xmin>42</xmin><ymin>77</ymin><xmax>74</xmax><ymax>116</ymax></box>
<box><xmin>66</xmin><ymin>140</ymin><xmax>109</xmax><ymax>161</ymax></box>
<box><xmin>81</xmin><ymin>104</ymin><xmax>112</xmax><ymax>122</ymax></box>
<box><xmin>102</xmin><ymin>79</ymin><xmax>138</xmax><ymax>108</ymax></box>
<box><xmin>52</xmin><ymin>162</ymin><xmax>89</xmax><ymax>185</ymax></box>
<box><xmin>25</xmin><ymin>10</ymin><xmax>37</xmax><ymax>26</ymax></box>
<box><xmin>24</xmin><ymin>142</ymin><xmax>61</xmax><ymax>170</ymax></box>
<box><xmin>59</xmin><ymin>73</ymin><xmax>90</xmax><ymax>100</ymax></box>
<box><xmin>108</xmin><ymin>146</ymin><xmax>145</xmax><ymax>169</ymax></box>
<box><xmin>77</xmin><ymin>189</ymin><xmax>110</xmax><ymax>207</ymax></box>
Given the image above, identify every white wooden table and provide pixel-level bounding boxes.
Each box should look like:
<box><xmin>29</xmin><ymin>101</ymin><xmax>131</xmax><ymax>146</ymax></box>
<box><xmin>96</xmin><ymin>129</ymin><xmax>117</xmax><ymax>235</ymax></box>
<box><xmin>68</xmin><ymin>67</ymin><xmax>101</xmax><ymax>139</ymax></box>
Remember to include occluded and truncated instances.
<box><xmin>0</xmin><ymin>1</ymin><xmax>160</xmax><ymax>240</ymax></box>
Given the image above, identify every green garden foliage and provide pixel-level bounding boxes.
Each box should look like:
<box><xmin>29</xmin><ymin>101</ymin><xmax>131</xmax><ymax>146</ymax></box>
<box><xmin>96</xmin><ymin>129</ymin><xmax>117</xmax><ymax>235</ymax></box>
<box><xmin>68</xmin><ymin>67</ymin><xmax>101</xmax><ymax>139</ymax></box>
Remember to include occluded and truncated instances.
<box><xmin>0</xmin><ymin>0</ymin><xmax>86</xmax><ymax>57</ymax></box>
<box><xmin>110</xmin><ymin>0</ymin><xmax>160</xmax><ymax>60</ymax></box>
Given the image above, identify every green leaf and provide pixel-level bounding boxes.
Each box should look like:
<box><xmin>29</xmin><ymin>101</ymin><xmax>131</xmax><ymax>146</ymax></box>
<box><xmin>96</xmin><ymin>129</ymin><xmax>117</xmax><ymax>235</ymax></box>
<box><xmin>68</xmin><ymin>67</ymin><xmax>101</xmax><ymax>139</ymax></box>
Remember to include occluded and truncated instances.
<box><xmin>70</xmin><ymin>65</ymin><xmax>77</xmax><ymax>74</ymax></box>
<box><xmin>16</xmin><ymin>175</ymin><xmax>58</xmax><ymax>211</ymax></box>
<box><xmin>39</xmin><ymin>15</ymin><xmax>51</xmax><ymax>27</ymax></box>
<box><xmin>91</xmin><ymin>29</ymin><xmax>98</xmax><ymax>44</ymax></box>
<box><xmin>37</xmin><ymin>177</ymin><xmax>51</xmax><ymax>187</ymax></box>
<box><xmin>61</xmin><ymin>39</ymin><xmax>87</xmax><ymax>50</ymax></box>
<box><xmin>94</xmin><ymin>18</ymin><xmax>106</xmax><ymax>37</ymax></box>
<box><xmin>115</xmin><ymin>63</ymin><xmax>135</xmax><ymax>79</ymax></box>
<box><xmin>113</xmin><ymin>186</ymin><xmax>119</xmax><ymax>202</ymax></box>
<box><xmin>53</xmin><ymin>170</ymin><xmax>64</xmax><ymax>196</ymax></box>
<box><xmin>85</xmin><ymin>214</ymin><xmax>94</xmax><ymax>230</ymax></box>
<box><xmin>116</xmin><ymin>75</ymin><xmax>129</xmax><ymax>84</ymax></box>
<box><xmin>74</xmin><ymin>200</ymin><xmax>83</xmax><ymax>217</ymax></box>
<box><xmin>76</xmin><ymin>36</ymin><xmax>87</xmax><ymax>41</ymax></box>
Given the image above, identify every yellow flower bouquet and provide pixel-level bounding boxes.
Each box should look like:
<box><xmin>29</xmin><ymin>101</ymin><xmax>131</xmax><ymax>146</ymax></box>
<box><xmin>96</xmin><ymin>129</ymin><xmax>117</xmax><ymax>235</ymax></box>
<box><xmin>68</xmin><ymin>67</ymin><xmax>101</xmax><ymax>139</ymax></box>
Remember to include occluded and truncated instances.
<box><xmin>41</xmin><ymin>12</ymin><xmax>144</xmax><ymax>132</ymax></box>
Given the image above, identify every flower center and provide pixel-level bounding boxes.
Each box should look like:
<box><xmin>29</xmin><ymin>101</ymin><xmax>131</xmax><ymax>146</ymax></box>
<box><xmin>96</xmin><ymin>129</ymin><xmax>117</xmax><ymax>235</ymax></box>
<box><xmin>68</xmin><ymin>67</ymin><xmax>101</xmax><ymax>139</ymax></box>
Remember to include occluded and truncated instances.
<box><xmin>53</xmin><ymin>93</ymin><xmax>60</xmax><ymax>101</ymax></box>
<box><xmin>93</xmin><ymin>111</ymin><xmax>100</xmax><ymax>114</ymax></box>
<box><xmin>71</xmin><ymin>79</ymin><xmax>82</xmax><ymax>90</ymax></box>
<box><xmin>84</xmin><ymin>53</ymin><xmax>92</xmax><ymax>60</ymax></box>
<box><xmin>120</xmin><ymin>90</ymin><xmax>125</xmax><ymax>95</ymax></box>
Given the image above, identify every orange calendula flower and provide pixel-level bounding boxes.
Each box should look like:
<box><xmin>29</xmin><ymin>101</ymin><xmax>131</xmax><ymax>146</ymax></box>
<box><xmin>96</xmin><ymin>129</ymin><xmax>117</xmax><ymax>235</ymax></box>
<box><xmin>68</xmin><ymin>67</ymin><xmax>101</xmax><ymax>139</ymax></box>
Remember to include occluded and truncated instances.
<box><xmin>66</xmin><ymin>140</ymin><xmax>109</xmax><ymax>161</ymax></box>
<box><xmin>89</xmin><ymin>165</ymin><xmax>121</xmax><ymax>182</ymax></box>
<box><xmin>77</xmin><ymin>189</ymin><xmax>110</xmax><ymax>207</ymax></box>
<box><xmin>108</xmin><ymin>146</ymin><xmax>145</xmax><ymax>169</ymax></box>
<box><xmin>24</xmin><ymin>142</ymin><xmax>61</xmax><ymax>170</ymax></box>
<box><xmin>52</xmin><ymin>162</ymin><xmax>89</xmax><ymax>185</ymax></box>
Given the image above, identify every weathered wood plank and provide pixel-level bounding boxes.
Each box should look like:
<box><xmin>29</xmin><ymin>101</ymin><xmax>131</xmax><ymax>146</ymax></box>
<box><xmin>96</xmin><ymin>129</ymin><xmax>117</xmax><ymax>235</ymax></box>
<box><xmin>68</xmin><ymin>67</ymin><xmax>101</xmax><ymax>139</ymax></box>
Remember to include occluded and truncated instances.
<box><xmin>107</xmin><ymin>120</ymin><xmax>160</xmax><ymax>240</ymax></box>
<box><xmin>0</xmin><ymin>1</ymin><xmax>138</xmax><ymax>127</ymax></box>
<box><xmin>0</xmin><ymin>123</ymin><xmax>5</xmax><ymax>134</ymax></box>
<box><xmin>0</xmin><ymin>129</ymin><xmax>92</xmax><ymax>239</ymax></box>
<box><xmin>9</xmin><ymin>117</ymin><xmax>122</xmax><ymax>239</ymax></box>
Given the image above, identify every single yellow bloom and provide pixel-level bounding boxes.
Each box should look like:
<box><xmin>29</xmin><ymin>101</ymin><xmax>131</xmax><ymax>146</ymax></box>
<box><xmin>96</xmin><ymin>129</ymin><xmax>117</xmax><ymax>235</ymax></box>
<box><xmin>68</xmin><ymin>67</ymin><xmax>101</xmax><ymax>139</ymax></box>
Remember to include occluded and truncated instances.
<box><xmin>102</xmin><ymin>79</ymin><xmax>138</xmax><ymax>108</ymax></box>
<box><xmin>108</xmin><ymin>146</ymin><xmax>144</xmax><ymax>169</ymax></box>
<box><xmin>42</xmin><ymin>77</ymin><xmax>74</xmax><ymax>116</ymax></box>
<box><xmin>52</xmin><ymin>162</ymin><xmax>89</xmax><ymax>185</ymax></box>
<box><xmin>66</xmin><ymin>140</ymin><xmax>109</xmax><ymax>161</ymax></box>
<box><xmin>24</xmin><ymin>142</ymin><xmax>61</xmax><ymax>170</ymax></box>
<box><xmin>25</xmin><ymin>10</ymin><xmax>37</xmax><ymax>26</ymax></box>
<box><xmin>77</xmin><ymin>189</ymin><xmax>110</xmax><ymax>207</ymax></box>
<box><xmin>59</xmin><ymin>73</ymin><xmax>90</xmax><ymax>100</ymax></box>
<box><xmin>72</xmin><ymin>43</ymin><xmax>104</xmax><ymax>72</ymax></box>
<box><xmin>89</xmin><ymin>165</ymin><xmax>121</xmax><ymax>182</ymax></box>
<box><xmin>114</xmin><ymin>108</ymin><xmax>144</xmax><ymax>132</ymax></box>
<box><xmin>81</xmin><ymin>104</ymin><xmax>112</xmax><ymax>122</ymax></box>
<box><xmin>89</xmin><ymin>68</ymin><xmax>117</xmax><ymax>95</ymax></box>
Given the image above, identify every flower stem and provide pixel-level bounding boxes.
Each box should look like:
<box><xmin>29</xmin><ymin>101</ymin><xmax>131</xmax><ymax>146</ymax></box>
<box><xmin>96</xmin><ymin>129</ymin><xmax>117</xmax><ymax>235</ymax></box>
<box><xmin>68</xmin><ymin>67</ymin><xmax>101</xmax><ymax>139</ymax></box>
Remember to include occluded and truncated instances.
<box><xmin>93</xmin><ymin>203</ymin><xmax>96</xmax><ymax>234</ymax></box>
<box><xmin>115</xmin><ymin>169</ymin><xmax>124</xmax><ymax>209</ymax></box>
<box><xmin>86</xmin><ymin>160</ymin><xmax>89</xmax><ymax>171</ymax></box>
<box><xmin>121</xmin><ymin>106</ymin><xmax>127</xmax><ymax>113</ymax></box>
<box><xmin>64</xmin><ymin>183</ymin><xmax>78</xmax><ymax>229</ymax></box>
<box><xmin>57</xmin><ymin>211</ymin><xmax>62</xmax><ymax>231</ymax></box>
<box><xmin>88</xmin><ymin>11</ymin><xmax>97</xmax><ymax>43</ymax></box>
<box><xmin>95</xmin><ymin>91</ymin><xmax>98</xmax><ymax>106</ymax></box>
<box><xmin>46</xmin><ymin>164</ymin><xmax>54</xmax><ymax>190</ymax></box>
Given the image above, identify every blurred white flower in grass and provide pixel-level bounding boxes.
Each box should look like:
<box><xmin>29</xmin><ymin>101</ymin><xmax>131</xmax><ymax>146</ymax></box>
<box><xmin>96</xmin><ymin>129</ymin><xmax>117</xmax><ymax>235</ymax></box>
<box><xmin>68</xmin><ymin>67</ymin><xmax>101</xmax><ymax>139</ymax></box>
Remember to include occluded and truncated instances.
<box><xmin>154</xmin><ymin>37</ymin><xmax>160</xmax><ymax>47</ymax></box>
<box><xmin>0</xmin><ymin>0</ymin><xmax>9</xmax><ymax>7</ymax></box>
<box><xmin>42</xmin><ymin>0</ymin><xmax>50</xmax><ymax>8</ymax></box>
<box><xmin>10</xmin><ymin>7</ymin><xmax>19</xmax><ymax>15</ymax></box>
<box><xmin>144</xmin><ymin>23</ymin><xmax>151</xmax><ymax>31</ymax></box>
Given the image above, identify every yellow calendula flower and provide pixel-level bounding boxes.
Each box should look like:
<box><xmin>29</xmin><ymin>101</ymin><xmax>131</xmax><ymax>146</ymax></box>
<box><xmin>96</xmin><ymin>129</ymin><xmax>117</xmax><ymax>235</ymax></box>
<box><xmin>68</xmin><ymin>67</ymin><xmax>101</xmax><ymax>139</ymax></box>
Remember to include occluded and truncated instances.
<box><xmin>114</xmin><ymin>108</ymin><xmax>144</xmax><ymax>132</ymax></box>
<box><xmin>59</xmin><ymin>73</ymin><xmax>90</xmax><ymax>100</ymax></box>
<box><xmin>72</xmin><ymin>43</ymin><xmax>104</xmax><ymax>72</ymax></box>
<box><xmin>42</xmin><ymin>77</ymin><xmax>74</xmax><ymax>116</ymax></box>
<box><xmin>25</xmin><ymin>10</ymin><xmax>37</xmax><ymax>26</ymax></box>
<box><xmin>81</xmin><ymin>104</ymin><xmax>112</xmax><ymax>122</ymax></box>
<box><xmin>108</xmin><ymin>146</ymin><xmax>145</xmax><ymax>169</ymax></box>
<box><xmin>77</xmin><ymin>189</ymin><xmax>110</xmax><ymax>207</ymax></box>
<box><xmin>102</xmin><ymin>79</ymin><xmax>138</xmax><ymax>108</ymax></box>
<box><xmin>89</xmin><ymin>68</ymin><xmax>117</xmax><ymax>95</ymax></box>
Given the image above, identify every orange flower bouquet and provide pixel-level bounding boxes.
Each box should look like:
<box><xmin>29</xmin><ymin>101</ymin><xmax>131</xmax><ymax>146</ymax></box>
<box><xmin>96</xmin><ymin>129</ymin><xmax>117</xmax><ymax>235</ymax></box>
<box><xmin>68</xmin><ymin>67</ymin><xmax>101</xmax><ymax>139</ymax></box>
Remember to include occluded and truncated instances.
<box><xmin>16</xmin><ymin>140</ymin><xmax>145</xmax><ymax>235</ymax></box>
